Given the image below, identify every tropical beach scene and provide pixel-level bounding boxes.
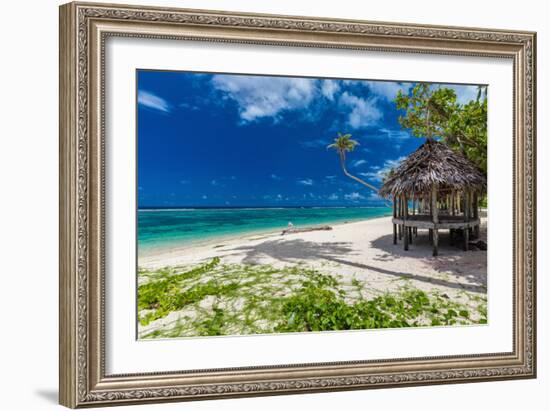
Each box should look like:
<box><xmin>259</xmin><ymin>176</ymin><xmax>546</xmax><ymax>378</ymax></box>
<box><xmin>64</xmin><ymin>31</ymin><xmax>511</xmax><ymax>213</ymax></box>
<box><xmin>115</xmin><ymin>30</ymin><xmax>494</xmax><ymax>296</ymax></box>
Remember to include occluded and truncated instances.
<box><xmin>136</xmin><ymin>70</ymin><xmax>488</xmax><ymax>339</ymax></box>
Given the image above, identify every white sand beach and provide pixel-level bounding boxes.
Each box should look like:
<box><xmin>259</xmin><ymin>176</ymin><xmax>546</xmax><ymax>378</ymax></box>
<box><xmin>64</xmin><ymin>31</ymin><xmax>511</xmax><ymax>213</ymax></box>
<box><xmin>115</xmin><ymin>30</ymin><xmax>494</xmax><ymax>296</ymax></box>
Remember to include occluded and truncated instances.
<box><xmin>139</xmin><ymin>216</ymin><xmax>487</xmax><ymax>299</ymax></box>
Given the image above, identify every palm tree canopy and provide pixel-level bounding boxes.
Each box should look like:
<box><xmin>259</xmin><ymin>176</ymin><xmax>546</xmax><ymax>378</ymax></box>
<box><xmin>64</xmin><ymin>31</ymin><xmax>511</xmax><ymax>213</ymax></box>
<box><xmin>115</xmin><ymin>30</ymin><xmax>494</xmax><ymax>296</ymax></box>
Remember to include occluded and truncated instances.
<box><xmin>327</xmin><ymin>133</ymin><xmax>359</xmax><ymax>154</ymax></box>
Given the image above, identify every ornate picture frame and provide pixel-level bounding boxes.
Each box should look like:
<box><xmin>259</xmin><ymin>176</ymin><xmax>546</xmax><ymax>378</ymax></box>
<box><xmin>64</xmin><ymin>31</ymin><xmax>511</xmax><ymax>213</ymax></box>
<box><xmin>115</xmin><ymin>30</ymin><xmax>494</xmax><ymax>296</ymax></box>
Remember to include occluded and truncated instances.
<box><xmin>59</xmin><ymin>1</ymin><xmax>536</xmax><ymax>408</ymax></box>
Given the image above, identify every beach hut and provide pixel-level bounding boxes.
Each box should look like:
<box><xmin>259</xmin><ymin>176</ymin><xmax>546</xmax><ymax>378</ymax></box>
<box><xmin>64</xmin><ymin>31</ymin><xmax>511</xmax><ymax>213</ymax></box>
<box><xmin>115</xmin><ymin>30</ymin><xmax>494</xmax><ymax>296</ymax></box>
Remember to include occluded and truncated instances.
<box><xmin>379</xmin><ymin>139</ymin><xmax>486</xmax><ymax>256</ymax></box>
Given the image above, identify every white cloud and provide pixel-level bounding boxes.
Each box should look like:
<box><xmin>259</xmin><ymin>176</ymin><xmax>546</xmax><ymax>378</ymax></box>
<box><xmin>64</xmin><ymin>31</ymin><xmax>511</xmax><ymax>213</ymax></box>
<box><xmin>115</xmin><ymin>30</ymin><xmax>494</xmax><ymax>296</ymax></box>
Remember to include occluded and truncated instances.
<box><xmin>270</xmin><ymin>174</ymin><xmax>282</xmax><ymax>180</ymax></box>
<box><xmin>385</xmin><ymin>156</ymin><xmax>406</xmax><ymax>170</ymax></box>
<box><xmin>377</xmin><ymin>128</ymin><xmax>411</xmax><ymax>140</ymax></box>
<box><xmin>368</xmin><ymin>191</ymin><xmax>383</xmax><ymax>201</ymax></box>
<box><xmin>358</xmin><ymin>171</ymin><xmax>381</xmax><ymax>180</ymax></box>
<box><xmin>328</xmin><ymin>193</ymin><xmax>339</xmax><ymax>200</ymax></box>
<box><xmin>367</xmin><ymin>81</ymin><xmax>410</xmax><ymax>101</ymax></box>
<box><xmin>137</xmin><ymin>90</ymin><xmax>171</xmax><ymax>112</ymax></box>
<box><xmin>211</xmin><ymin>75</ymin><xmax>317</xmax><ymax>122</ymax></box>
<box><xmin>359</xmin><ymin>156</ymin><xmax>406</xmax><ymax>182</ymax></box>
<box><xmin>211</xmin><ymin>179</ymin><xmax>219</xmax><ymax>186</ymax></box>
<box><xmin>321</xmin><ymin>80</ymin><xmax>340</xmax><ymax>101</ymax></box>
<box><xmin>344</xmin><ymin>192</ymin><xmax>365</xmax><ymax>201</ymax></box>
<box><xmin>341</xmin><ymin>80</ymin><xmax>362</xmax><ymax>87</ymax></box>
<box><xmin>202</xmin><ymin>195</ymin><xmax>208</xmax><ymax>199</ymax></box>
<box><xmin>351</xmin><ymin>159</ymin><xmax>368</xmax><ymax>168</ymax></box>
<box><xmin>339</xmin><ymin>92</ymin><xmax>382</xmax><ymax>129</ymax></box>
<box><xmin>297</xmin><ymin>178</ymin><xmax>314</xmax><ymax>186</ymax></box>
<box><xmin>208</xmin><ymin>75</ymin><xmax>418</xmax><ymax>127</ymax></box>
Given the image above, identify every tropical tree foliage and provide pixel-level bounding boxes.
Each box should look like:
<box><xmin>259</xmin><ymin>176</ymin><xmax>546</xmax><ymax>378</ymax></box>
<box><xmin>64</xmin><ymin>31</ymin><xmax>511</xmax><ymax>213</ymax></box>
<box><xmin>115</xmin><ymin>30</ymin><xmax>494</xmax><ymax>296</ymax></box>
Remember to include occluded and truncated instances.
<box><xmin>395</xmin><ymin>83</ymin><xmax>488</xmax><ymax>172</ymax></box>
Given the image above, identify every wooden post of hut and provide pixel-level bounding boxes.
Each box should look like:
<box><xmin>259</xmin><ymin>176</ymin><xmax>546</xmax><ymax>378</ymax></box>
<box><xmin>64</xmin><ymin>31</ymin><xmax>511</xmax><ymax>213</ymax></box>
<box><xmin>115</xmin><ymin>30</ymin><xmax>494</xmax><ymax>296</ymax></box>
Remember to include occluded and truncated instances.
<box><xmin>393</xmin><ymin>197</ymin><xmax>397</xmax><ymax>244</ymax></box>
<box><xmin>401</xmin><ymin>196</ymin><xmax>406</xmax><ymax>243</ymax></box>
<box><xmin>408</xmin><ymin>199</ymin><xmax>413</xmax><ymax>244</ymax></box>
<box><xmin>432</xmin><ymin>184</ymin><xmax>439</xmax><ymax>256</ymax></box>
<box><xmin>428</xmin><ymin>193</ymin><xmax>433</xmax><ymax>244</ymax></box>
<box><xmin>403</xmin><ymin>195</ymin><xmax>409</xmax><ymax>251</ymax></box>
<box><xmin>468</xmin><ymin>191</ymin><xmax>474</xmax><ymax>238</ymax></box>
<box><xmin>473</xmin><ymin>192</ymin><xmax>479</xmax><ymax>238</ymax></box>
<box><xmin>398</xmin><ymin>197</ymin><xmax>402</xmax><ymax>240</ymax></box>
<box><xmin>463</xmin><ymin>190</ymin><xmax>469</xmax><ymax>251</ymax></box>
<box><xmin>450</xmin><ymin>190</ymin><xmax>455</xmax><ymax>245</ymax></box>
<box><xmin>412</xmin><ymin>196</ymin><xmax>418</xmax><ymax>237</ymax></box>
<box><xmin>397</xmin><ymin>197</ymin><xmax>400</xmax><ymax>240</ymax></box>
<box><xmin>451</xmin><ymin>190</ymin><xmax>456</xmax><ymax>216</ymax></box>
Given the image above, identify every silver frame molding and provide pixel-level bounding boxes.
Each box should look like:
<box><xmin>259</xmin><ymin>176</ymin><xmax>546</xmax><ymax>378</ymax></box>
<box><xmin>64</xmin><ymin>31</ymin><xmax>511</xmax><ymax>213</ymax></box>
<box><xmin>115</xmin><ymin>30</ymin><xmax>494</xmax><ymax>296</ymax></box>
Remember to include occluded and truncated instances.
<box><xmin>59</xmin><ymin>2</ymin><xmax>537</xmax><ymax>408</ymax></box>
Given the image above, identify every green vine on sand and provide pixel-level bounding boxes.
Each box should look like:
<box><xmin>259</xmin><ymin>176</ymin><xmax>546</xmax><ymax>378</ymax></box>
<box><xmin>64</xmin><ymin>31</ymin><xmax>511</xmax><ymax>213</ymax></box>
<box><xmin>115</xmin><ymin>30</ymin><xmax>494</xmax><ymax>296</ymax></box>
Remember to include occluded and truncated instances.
<box><xmin>137</xmin><ymin>258</ymin><xmax>487</xmax><ymax>338</ymax></box>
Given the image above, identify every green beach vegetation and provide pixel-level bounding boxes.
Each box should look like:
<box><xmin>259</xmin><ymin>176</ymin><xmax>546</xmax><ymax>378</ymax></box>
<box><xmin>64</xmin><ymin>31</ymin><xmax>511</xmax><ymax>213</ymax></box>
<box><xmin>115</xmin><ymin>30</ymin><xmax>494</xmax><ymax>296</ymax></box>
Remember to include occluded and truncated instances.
<box><xmin>138</xmin><ymin>258</ymin><xmax>487</xmax><ymax>339</ymax></box>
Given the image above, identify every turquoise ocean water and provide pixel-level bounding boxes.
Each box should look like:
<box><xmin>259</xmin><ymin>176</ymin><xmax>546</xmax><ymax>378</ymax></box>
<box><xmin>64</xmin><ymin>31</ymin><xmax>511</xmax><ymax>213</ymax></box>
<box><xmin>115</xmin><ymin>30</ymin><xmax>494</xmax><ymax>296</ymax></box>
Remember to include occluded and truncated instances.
<box><xmin>138</xmin><ymin>207</ymin><xmax>392</xmax><ymax>255</ymax></box>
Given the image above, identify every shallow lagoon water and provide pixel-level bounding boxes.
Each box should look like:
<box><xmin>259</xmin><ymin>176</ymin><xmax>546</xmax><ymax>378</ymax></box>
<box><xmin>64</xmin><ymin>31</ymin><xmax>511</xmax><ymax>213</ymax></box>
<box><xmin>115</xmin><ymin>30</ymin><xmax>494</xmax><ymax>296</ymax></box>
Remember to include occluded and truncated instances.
<box><xmin>138</xmin><ymin>207</ymin><xmax>392</xmax><ymax>255</ymax></box>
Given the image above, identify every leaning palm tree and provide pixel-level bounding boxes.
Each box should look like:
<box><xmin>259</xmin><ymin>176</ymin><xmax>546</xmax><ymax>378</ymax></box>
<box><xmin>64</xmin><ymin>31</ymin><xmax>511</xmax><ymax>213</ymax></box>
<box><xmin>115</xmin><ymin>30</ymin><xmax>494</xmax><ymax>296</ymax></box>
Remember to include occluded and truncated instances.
<box><xmin>327</xmin><ymin>132</ymin><xmax>379</xmax><ymax>193</ymax></box>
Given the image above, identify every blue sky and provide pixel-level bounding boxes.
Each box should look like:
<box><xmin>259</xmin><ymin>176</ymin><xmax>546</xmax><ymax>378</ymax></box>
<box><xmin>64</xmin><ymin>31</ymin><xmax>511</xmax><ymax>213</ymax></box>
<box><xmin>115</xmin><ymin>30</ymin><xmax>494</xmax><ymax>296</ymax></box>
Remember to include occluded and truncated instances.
<box><xmin>137</xmin><ymin>70</ymin><xmax>480</xmax><ymax>208</ymax></box>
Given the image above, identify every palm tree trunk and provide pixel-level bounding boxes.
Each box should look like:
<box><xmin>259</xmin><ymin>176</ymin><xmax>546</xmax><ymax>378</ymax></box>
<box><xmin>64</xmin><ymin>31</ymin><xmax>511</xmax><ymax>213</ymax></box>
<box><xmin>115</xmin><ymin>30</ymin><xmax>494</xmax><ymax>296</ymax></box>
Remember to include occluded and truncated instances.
<box><xmin>339</xmin><ymin>153</ymin><xmax>380</xmax><ymax>193</ymax></box>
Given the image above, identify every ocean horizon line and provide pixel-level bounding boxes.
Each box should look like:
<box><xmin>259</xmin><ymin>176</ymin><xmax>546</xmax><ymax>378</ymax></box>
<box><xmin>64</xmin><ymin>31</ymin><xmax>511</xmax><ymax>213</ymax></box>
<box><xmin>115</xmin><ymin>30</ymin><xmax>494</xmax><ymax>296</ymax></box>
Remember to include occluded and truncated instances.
<box><xmin>139</xmin><ymin>205</ymin><xmax>391</xmax><ymax>211</ymax></box>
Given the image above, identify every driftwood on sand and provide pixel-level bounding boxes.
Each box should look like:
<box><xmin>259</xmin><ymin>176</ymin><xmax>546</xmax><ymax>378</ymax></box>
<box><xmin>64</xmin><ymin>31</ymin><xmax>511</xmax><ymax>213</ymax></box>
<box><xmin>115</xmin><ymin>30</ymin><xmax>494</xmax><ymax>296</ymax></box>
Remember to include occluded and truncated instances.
<box><xmin>281</xmin><ymin>225</ymin><xmax>333</xmax><ymax>236</ymax></box>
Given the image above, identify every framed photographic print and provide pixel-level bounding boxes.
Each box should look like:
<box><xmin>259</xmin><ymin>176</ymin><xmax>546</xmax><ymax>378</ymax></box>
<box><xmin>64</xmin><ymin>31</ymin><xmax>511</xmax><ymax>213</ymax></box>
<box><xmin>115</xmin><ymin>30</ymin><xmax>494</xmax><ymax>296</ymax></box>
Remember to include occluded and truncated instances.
<box><xmin>59</xmin><ymin>2</ymin><xmax>537</xmax><ymax>408</ymax></box>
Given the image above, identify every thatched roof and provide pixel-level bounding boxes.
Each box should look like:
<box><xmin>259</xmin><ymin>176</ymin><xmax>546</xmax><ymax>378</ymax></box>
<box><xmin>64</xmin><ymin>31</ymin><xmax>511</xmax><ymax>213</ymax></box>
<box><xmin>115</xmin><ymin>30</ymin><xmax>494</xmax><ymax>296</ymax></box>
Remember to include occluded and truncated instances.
<box><xmin>379</xmin><ymin>139</ymin><xmax>486</xmax><ymax>198</ymax></box>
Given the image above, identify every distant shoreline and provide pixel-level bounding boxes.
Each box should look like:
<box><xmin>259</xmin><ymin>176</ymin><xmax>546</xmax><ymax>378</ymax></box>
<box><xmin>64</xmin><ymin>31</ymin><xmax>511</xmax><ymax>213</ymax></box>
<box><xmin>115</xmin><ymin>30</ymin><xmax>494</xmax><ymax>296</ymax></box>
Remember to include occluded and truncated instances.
<box><xmin>139</xmin><ymin>215</ymin><xmax>395</xmax><ymax>264</ymax></box>
<box><xmin>138</xmin><ymin>214</ymin><xmax>392</xmax><ymax>258</ymax></box>
<box><xmin>139</xmin><ymin>205</ymin><xmax>391</xmax><ymax>211</ymax></box>
<box><xmin>138</xmin><ymin>216</ymin><xmax>388</xmax><ymax>258</ymax></box>
<box><xmin>137</xmin><ymin>207</ymin><xmax>391</xmax><ymax>257</ymax></box>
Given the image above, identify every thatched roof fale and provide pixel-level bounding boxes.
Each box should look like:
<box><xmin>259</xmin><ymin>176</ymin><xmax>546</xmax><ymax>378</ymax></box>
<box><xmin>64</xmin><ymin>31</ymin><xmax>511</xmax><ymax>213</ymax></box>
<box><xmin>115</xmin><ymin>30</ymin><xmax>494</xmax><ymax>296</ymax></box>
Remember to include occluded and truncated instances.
<box><xmin>379</xmin><ymin>139</ymin><xmax>486</xmax><ymax>198</ymax></box>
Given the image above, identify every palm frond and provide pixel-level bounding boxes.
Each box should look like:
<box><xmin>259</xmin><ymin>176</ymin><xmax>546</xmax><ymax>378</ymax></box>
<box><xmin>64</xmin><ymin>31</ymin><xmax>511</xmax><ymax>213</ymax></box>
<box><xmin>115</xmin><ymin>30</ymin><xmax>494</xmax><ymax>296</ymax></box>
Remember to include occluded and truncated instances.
<box><xmin>327</xmin><ymin>133</ymin><xmax>359</xmax><ymax>153</ymax></box>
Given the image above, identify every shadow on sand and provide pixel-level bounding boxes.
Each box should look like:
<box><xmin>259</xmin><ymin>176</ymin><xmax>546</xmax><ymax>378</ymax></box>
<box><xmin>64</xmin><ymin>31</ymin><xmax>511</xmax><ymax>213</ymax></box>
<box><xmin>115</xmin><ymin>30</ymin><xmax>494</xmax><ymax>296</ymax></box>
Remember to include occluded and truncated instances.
<box><xmin>229</xmin><ymin>239</ymin><xmax>355</xmax><ymax>265</ymax></box>
<box><xmin>225</xmin><ymin>234</ymin><xmax>486</xmax><ymax>293</ymax></box>
<box><xmin>371</xmin><ymin>231</ymin><xmax>487</xmax><ymax>292</ymax></box>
